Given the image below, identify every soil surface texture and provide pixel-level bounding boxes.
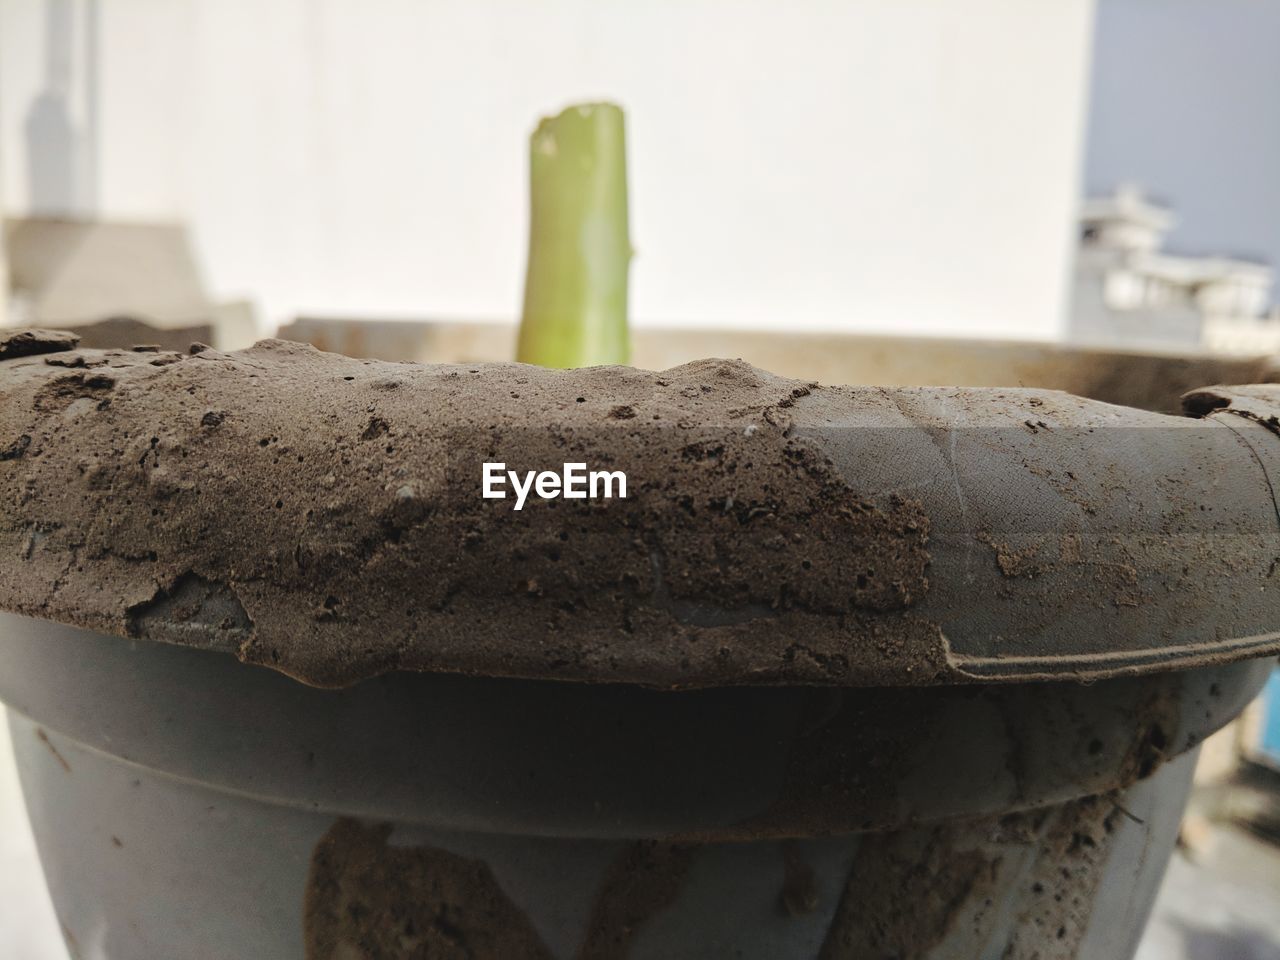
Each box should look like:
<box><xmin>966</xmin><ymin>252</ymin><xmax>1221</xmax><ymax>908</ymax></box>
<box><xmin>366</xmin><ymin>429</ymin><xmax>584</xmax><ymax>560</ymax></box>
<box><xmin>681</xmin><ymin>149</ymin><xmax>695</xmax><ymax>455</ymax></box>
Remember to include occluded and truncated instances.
<box><xmin>1</xmin><ymin>334</ymin><xmax>1278</xmax><ymax>688</ymax></box>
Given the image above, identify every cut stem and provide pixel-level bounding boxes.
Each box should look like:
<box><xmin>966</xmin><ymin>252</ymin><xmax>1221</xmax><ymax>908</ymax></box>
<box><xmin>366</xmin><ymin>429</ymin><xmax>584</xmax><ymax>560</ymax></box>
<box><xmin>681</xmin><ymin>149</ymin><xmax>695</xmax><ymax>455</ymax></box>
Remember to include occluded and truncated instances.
<box><xmin>517</xmin><ymin>102</ymin><xmax>631</xmax><ymax>368</ymax></box>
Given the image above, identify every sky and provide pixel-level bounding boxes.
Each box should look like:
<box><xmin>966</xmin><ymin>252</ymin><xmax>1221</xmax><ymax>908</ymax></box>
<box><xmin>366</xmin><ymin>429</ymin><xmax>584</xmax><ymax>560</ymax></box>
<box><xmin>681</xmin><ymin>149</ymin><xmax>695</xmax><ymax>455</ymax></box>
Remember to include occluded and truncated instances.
<box><xmin>1086</xmin><ymin>0</ymin><xmax>1280</xmax><ymax>281</ymax></box>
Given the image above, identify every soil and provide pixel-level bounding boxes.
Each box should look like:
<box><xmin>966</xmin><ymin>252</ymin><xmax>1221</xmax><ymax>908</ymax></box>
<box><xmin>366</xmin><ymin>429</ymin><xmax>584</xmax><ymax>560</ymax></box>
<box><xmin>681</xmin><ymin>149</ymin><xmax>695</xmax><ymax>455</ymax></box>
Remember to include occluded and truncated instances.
<box><xmin>1</xmin><ymin>333</ymin><xmax>1278</xmax><ymax>688</ymax></box>
<box><xmin>576</xmin><ymin>841</ymin><xmax>696</xmax><ymax>960</ymax></box>
<box><xmin>305</xmin><ymin>819</ymin><xmax>554</xmax><ymax>960</ymax></box>
<box><xmin>305</xmin><ymin>794</ymin><xmax>1133</xmax><ymax>960</ymax></box>
<box><xmin>818</xmin><ymin>793</ymin><xmax>1124</xmax><ymax>960</ymax></box>
<box><xmin>0</xmin><ymin>328</ymin><xmax>79</xmax><ymax>361</ymax></box>
<box><xmin>305</xmin><ymin>822</ymin><xmax>696</xmax><ymax>960</ymax></box>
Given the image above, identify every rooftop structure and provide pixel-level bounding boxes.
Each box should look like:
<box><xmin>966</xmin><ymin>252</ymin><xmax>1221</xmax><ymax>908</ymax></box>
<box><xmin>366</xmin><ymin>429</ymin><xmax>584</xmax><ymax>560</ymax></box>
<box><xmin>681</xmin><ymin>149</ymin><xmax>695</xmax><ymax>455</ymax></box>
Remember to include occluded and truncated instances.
<box><xmin>1069</xmin><ymin>185</ymin><xmax>1279</xmax><ymax>355</ymax></box>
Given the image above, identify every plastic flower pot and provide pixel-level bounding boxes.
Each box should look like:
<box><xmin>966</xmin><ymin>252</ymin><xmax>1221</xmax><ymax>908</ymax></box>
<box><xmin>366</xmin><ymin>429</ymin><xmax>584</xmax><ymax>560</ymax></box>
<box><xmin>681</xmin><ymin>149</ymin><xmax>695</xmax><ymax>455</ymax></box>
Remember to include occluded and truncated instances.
<box><xmin>2</xmin><ymin>330</ymin><xmax>1278</xmax><ymax>959</ymax></box>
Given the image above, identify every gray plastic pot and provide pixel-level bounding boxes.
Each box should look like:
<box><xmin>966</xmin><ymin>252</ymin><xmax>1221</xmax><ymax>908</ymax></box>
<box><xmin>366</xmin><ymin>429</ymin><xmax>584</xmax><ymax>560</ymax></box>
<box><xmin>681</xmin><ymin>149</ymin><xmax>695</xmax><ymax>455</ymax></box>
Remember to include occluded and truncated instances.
<box><xmin>0</xmin><ymin>611</ymin><xmax>1270</xmax><ymax>960</ymax></box>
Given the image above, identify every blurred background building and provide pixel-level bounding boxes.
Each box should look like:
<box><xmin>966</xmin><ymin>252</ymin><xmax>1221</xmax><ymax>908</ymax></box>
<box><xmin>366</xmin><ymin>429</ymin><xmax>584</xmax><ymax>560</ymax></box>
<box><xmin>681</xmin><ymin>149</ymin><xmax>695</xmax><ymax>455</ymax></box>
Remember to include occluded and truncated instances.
<box><xmin>1070</xmin><ymin>184</ymin><xmax>1280</xmax><ymax>355</ymax></box>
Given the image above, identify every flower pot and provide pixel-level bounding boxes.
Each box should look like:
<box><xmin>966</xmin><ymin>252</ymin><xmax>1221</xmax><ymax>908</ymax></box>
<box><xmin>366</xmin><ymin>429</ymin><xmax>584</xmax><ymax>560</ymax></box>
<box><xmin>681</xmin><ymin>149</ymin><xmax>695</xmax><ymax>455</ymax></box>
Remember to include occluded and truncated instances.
<box><xmin>2</xmin><ymin>332</ymin><xmax>1279</xmax><ymax>958</ymax></box>
<box><xmin>1</xmin><ymin>613</ymin><xmax>1270</xmax><ymax>959</ymax></box>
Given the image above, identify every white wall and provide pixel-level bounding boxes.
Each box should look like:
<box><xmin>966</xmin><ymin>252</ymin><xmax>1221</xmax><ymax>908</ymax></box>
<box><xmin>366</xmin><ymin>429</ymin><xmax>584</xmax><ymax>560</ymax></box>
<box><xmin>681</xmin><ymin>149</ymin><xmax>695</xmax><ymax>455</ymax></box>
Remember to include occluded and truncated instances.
<box><xmin>1</xmin><ymin>0</ymin><xmax>1095</xmax><ymax>338</ymax></box>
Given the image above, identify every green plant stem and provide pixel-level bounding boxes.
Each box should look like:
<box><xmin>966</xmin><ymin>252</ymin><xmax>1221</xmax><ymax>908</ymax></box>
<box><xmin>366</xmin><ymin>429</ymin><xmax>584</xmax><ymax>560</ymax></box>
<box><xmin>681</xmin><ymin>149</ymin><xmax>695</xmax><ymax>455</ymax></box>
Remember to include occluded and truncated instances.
<box><xmin>517</xmin><ymin>102</ymin><xmax>631</xmax><ymax>368</ymax></box>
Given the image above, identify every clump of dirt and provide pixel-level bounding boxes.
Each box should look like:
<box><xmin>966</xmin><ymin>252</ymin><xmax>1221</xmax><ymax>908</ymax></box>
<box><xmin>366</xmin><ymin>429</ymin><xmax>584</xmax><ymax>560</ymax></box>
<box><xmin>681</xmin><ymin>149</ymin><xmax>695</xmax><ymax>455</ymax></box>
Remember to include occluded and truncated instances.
<box><xmin>777</xmin><ymin>841</ymin><xmax>819</xmax><ymax>917</ymax></box>
<box><xmin>577</xmin><ymin>841</ymin><xmax>696</xmax><ymax>960</ymax></box>
<box><xmin>820</xmin><ymin>835</ymin><xmax>998</xmax><ymax>959</ymax></box>
<box><xmin>305</xmin><ymin>822</ymin><xmax>697</xmax><ymax>960</ymax></box>
<box><xmin>0</xmin><ymin>328</ymin><xmax>79</xmax><ymax>361</ymax></box>
<box><xmin>304</xmin><ymin>819</ymin><xmax>553</xmax><ymax>960</ymax></box>
<box><xmin>818</xmin><ymin>792</ymin><xmax>1124</xmax><ymax>959</ymax></box>
<box><xmin>985</xmin><ymin>795</ymin><xmax>1123</xmax><ymax>960</ymax></box>
<box><xmin>304</xmin><ymin>789</ymin><xmax>1141</xmax><ymax>959</ymax></box>
<box><xmin>977</xmin><ymin>532</ymin><xmax>1048</xmax><ymax>578</ymax></box>
<box><xmin>0</xmin><ymin>336</ymin><xmax>941</xmax><ymax>688</ymax></box>
<box><xmin>3</xmin><ymin>333</ymin><xmax>1279</xmax><ymax>688</ymax></box>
